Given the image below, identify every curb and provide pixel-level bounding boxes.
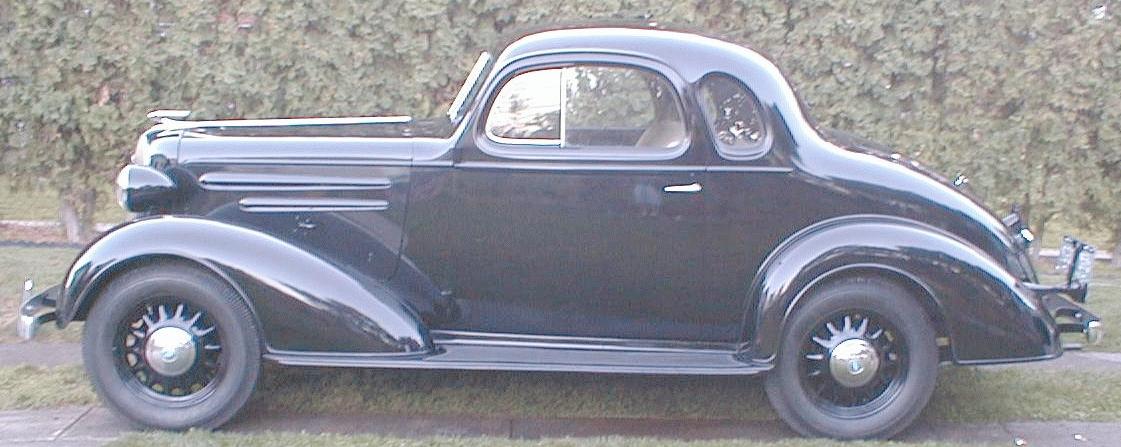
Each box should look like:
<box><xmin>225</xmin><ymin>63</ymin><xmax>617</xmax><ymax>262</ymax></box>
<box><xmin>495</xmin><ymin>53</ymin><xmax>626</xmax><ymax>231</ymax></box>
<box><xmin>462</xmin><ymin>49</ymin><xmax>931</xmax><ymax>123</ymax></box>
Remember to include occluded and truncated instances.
<box><xmin>0</xmin><ymin>220</ymin><xmax>117</xmax><ymax>232</ymax></box>
<box><xmin>1</xmin><ymin>405</ymin><xmax>1117</xmax><ymax>446</ymax></box>
<box><xmin>0</xmin><ymin>240</ymin><xmax>85</xmax><ymax>249</ymax></box>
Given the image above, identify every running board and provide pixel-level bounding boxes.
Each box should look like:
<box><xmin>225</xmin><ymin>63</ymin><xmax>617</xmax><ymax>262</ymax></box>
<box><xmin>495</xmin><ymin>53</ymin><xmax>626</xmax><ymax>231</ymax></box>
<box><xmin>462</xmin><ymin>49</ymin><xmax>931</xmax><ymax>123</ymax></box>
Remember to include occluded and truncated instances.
<box><xmin>266</xmin><ymin>335</ymin><xmax>769</xmax><ymax>375</ymax></box>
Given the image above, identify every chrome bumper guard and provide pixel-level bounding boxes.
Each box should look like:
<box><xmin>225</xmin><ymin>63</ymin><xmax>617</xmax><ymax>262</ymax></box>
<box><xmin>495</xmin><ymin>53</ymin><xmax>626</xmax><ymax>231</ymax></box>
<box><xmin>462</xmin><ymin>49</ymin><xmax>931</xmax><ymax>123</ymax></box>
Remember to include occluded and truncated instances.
<box><xmin>17</xmin><ymin>280</ymin><xmax>60</xmax><ymax>341</ymax></box>
<box><xmin>1039</xmin><ymin>291</ymin><xmax>1103</xmax><ymax>348</ymax></box>
<box><xmin>1053</xmin><ymin>236</ymin><xmax>1095</xmax><ymax>303</ymax></box>
<box><xmin>1026</xmin><ymin>235</ymin><xmax>1102</xmax><ymax>347</ymax></box>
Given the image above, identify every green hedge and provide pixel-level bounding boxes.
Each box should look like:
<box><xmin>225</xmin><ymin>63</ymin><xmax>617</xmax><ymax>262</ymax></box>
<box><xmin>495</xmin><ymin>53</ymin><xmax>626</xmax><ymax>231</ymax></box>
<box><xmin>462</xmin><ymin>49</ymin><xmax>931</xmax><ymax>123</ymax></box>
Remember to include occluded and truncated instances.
<box><xmin>2</xmin><ymin>1</ymin><xmax>1119</xmax><ymax>243</ymax></box>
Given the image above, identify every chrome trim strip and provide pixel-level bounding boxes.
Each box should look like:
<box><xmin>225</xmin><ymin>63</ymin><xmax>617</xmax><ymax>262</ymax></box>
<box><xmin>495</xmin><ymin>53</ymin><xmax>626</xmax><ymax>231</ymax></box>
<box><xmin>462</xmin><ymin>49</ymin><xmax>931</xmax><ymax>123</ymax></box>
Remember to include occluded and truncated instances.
<box><xmin>485</xmin><ymin>134</ymin><xmax>562</xmax><ymax>146</ymax></box>
<box><xmin>199</xmin><ymin>173</ymin><xmax>392</xmax><ymax>191</ymax></box>
<box><xmin>454</xmin><ymin>161</ymin><xmax>789</xmax><ymax>172</ymax></box>
<box><xmin>185</xmin><ymin>158</ymin><xmax>413</xmax><ymax>167</ymax></box>
<box><xmin>430</xmin><ymin>329</ymin><xmax>736</xmax><ymax>354</ymax></box>
<box><xmin>448</xmin><ymin>52</ymin><xmax>492</xmax><ymax>122</ymax></box>
<box><xmin>147</xmin><ymin>109</ymin><xmax>191</xmax><ymax>123</ymax></box>
<box><xmin>456</xmin><ymin>161</ymin><xmax>700</xmax><ymax>171</ymax></box>
<box><xmin>265</xmin><ymin>352</ymin><xmax>769</xmax><ymax>375</ymax></box>
<box><xmin>706</xmin><ymin>166</ymin><xmax>794</xmax><ymax>173</ymax></box>
<box><xmin>238</xmin><ymin>197</ymin><xmax>389</xmax><ymax>213</ymax></box>
<box><xmin>158</xmin><ymin>115</ymin><xmax>412</xmax><ymax>132</ymax></box>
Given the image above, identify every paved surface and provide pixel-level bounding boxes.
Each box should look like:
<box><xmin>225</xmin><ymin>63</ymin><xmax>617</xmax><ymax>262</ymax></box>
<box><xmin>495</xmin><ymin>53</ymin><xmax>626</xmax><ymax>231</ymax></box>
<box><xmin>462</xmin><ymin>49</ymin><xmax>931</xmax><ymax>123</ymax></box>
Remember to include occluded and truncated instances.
<box><xmin>0</xmin><ymin>342</ymin><xmax>83</xmax><ymax>367</ymax></box>
<box><xmin>0</xmin><ymin>220</ymin><xmax>116</xmax><ymax>232</ymax></box>
<box><xmin>975</xmin><ymin>349</ymin><xmax>1121</xmax><ymax>373</ymax></box>
<box><xmin>3</xmin><ymin>405</ymin><xmax>1121</xmax><ymax>446</ymax></box>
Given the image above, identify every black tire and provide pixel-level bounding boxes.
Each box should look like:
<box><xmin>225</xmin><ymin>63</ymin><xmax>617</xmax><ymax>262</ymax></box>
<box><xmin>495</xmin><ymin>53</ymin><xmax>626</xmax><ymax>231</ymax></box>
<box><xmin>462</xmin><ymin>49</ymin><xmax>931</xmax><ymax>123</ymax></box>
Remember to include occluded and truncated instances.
<box><xmin>764</xmin><ymin>277</ymin><xmax>938</xmax><ymax>440</ymax></box>
<box><xmin>82</xmin><ymin>262</ymin><xmax>260</xmax><ymax>430</ymax></box>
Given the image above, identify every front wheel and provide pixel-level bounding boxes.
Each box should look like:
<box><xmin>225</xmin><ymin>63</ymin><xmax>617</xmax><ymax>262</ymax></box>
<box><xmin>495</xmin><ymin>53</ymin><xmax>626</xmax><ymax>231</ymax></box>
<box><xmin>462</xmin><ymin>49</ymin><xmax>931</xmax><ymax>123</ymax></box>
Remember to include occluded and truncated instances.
<box><xmin>82</xmin><ymin>262</ymin><xmax>261</xmax><ymax>430</ymax></box>
<box><xmin>764</xmin><ymin>277</ymin><xmax>938</xmax><ymax>439</ymax></box>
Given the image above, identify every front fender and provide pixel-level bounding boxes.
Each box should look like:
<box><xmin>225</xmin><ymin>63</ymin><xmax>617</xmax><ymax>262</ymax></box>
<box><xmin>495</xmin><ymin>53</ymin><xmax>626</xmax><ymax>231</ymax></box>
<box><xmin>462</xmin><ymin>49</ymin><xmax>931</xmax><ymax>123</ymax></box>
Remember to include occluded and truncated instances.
<box><xmin>748</xmin><ymin>215</ymin><xmax>1059</xmax><ymax>364</ymax></box>
<box><xmin>59</xmin><ymin>216</ymin><xmax>430</xmax><ymax>354</ymax></box>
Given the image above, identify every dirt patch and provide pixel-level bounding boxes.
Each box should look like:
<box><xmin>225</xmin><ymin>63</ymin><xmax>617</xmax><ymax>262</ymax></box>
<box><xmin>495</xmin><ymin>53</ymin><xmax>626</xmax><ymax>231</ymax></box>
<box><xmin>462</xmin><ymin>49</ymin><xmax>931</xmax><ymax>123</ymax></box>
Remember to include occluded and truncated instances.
<box><xmin>0</xmin><ymin>222</ymin><xmax>69</xmax><ymax>243</ymax></box>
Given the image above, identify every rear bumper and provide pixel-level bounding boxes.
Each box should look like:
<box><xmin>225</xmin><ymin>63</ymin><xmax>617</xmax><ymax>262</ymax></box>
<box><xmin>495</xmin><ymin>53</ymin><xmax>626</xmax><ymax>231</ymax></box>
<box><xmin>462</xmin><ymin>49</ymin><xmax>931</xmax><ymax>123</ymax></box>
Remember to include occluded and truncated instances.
<box><xmin>1040</xmin><ymin>291</ymin><xmax>1103</xmax><ymax>348</ymax></box>
<box><xmin>16</xmin><ymin>281</ymin><xmax>59</xmax><ymax>341</ymax></box>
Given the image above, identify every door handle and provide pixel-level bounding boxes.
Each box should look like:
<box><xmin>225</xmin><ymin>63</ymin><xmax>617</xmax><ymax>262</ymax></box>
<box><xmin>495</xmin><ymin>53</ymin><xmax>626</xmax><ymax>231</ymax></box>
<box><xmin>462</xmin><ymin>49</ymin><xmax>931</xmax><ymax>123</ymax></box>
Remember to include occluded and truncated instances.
<box><xmin>663</xmin><ymin>182</ymin><xmax>702</xmax><ymax>193</ymax></box>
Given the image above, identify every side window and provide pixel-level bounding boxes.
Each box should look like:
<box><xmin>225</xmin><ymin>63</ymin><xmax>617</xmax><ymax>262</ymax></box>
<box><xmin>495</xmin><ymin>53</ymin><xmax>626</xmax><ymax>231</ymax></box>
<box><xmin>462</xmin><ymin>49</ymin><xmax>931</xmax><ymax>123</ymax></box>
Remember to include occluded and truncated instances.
<box><xmin>699</xmin><ymin>74</ymin><xmax>767</xmax><ymax>156</ymax></box>
<box><xmin>484</xmin><ymin>64</ymin><xmax>687</xmax><ymax>153</ymax></box>
<box><xmin>485</xmin><ymin>69</ymin><xmax>561</xmax><ymax>143</ymax></box>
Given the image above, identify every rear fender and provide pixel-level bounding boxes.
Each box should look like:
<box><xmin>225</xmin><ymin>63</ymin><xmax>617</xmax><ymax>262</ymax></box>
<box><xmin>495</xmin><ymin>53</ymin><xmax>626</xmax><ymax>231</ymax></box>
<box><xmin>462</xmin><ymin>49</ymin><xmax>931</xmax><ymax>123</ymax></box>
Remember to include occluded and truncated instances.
<box><xmin>748</xmin><ymin>216</ymin><xmax>1058</xmax><ymax>364</ymax></box>
<box><xmin>60</xmin><ymin>216</ymin><xmax>429</xmax><ymax>354</ymax></box>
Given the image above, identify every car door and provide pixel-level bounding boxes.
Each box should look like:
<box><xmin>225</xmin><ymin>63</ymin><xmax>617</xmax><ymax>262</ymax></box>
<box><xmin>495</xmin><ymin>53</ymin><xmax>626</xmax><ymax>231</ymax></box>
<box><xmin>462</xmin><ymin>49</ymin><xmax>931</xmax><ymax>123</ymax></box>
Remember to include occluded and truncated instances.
<box><xmin>439</xmin><ymin>56</ymin><xmax>727</xmax><ymax>342</ymax></box>
<box><xmin>695</xmin><ymin>73</ymin><xmax>800</xmax><ymax>343</ymax></box>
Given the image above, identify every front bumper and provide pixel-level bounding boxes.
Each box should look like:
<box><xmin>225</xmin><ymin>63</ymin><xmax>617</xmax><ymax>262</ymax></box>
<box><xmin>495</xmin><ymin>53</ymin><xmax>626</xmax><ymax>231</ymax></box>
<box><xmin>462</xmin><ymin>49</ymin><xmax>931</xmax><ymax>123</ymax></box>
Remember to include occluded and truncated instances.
<box><xmin>16</xmin><ymin>280</ymin><xmax>60</xmax><ymax>340</ymax></box>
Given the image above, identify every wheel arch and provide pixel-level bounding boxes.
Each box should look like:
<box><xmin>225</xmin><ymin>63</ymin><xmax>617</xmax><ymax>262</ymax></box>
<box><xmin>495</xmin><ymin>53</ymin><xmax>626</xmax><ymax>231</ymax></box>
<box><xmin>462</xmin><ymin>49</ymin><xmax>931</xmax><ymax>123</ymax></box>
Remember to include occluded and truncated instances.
<box><xmin>785</xmin><ymin>265</ymin><xmax>950</xmax><ymax>358</ymax></box>
<box><xmin>72</xmin><ymin>254</ymin><xmax>263</xmax><ymax>340</ymax></box>
<box><xmin>747</xmin><ymin>215</ymin><xmax>1058</xmax><ymax>364</ymax></box>
<box><xmin>60</xmin><ymin>216</ymin><xmax>432</xmax><ymax>355</ymax></box>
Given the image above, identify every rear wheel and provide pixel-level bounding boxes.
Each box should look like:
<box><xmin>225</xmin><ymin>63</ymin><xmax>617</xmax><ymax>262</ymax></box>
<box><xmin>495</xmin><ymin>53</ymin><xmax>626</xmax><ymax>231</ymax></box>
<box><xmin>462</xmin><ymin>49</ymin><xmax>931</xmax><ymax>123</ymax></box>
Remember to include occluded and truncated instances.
<box><xmin>82</xmin><ymin>262</ymin><xmax>260</xmax><ymax>430</ymax></box>
<box><xmin>764</xmin><ymin>277</ymin><xmax>938</xmax><ymax>439</ymax></box>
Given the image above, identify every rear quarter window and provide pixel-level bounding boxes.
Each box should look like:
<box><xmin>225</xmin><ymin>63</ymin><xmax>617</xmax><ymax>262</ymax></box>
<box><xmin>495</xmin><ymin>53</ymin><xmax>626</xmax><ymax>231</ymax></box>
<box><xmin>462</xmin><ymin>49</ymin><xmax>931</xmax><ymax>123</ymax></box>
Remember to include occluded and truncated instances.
<box><xmin>699</xmin><ymin>73</ymin><xmax>768</xmax><ymax>158</ymax></box>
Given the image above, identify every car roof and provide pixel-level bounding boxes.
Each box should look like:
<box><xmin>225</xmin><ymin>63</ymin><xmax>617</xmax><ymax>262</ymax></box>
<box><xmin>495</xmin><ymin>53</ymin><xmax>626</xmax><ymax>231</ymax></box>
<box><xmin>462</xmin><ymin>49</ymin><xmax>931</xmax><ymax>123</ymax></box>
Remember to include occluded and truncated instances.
<box><xmin>494</xmin><ymin>26</ymin><xmax>771</xmax><ymax>82</ymax></box>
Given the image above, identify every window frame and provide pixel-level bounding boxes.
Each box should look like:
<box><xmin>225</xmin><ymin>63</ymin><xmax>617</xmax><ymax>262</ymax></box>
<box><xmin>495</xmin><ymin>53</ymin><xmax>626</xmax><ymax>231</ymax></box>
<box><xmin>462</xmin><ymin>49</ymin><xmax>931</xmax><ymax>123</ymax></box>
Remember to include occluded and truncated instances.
<box><xmin>696</xmin><ymin>72</ymin><xmax>773</xmax><ymax>161</ymax></box>
<box><xmin>484</xmin><ymin>67</ymin><xmax>564</xmax><ymax>146</ymax></box>
<box><xmin>475</xmin><ymin>54</ymin><xmax>692</xmax><ymax>162</ymax></box>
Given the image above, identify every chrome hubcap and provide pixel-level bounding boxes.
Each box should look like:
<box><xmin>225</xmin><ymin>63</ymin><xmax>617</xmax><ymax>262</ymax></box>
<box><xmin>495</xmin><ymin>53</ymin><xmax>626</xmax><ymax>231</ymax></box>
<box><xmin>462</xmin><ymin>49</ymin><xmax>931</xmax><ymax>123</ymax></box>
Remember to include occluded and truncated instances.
<box><xmin>144</xmin><ymin>326</ymin><xmax>197</xmax><ymax>376</ymax></box>
<box><xmin>800</xmin><ymin>310</ymin><xmax>907</xmax><ymax>409</ymax></box>
<box><xmin>117</xmin><ymin>302</ymin><xmax>222</xmax><ymax>398</ymax></box>
<box><xmin>828</xmin><ymin>338</ymin><xmax>880</xmax><ymax>388</ymax></box>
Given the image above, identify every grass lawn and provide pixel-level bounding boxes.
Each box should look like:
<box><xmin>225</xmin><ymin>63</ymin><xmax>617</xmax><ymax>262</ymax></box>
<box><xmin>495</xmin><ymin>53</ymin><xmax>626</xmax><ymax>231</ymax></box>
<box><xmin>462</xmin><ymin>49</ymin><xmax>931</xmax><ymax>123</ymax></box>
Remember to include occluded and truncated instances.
<box><xmin>0</xmin><ymin>246</ymin><xmax>82</xmax><ymax>343</ymax></box>
<box><xmin>4</xmin><ymin>363</ymin><xmax>1121</xmax><ymax>423</ymax></box>
<box><xmin>1083</xmin><ymin>283</ymin><xmax>1121</xmax><ymax>352</ymax></box>
<box><xmin>0</xmin><ymin>186</ymin><xmax>125</xmax><ymax>223</ymax></box>
<box><xmin>109</xmin><ymin>432</ymin><xmax>983</xmax><ymax>447</ymax></box>
<box><xmin>0</xmin><ymin>365</ymin><xmax>97</xmax><ymax>409</ymax></box>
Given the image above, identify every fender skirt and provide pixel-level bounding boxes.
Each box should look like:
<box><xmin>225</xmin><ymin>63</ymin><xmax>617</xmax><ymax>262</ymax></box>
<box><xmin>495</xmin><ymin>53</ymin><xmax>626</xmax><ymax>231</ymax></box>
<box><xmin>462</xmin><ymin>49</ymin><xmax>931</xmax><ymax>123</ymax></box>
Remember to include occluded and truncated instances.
<box><xmin>748</xmin><ymin>216</ymin><xmax>1060</xmax><ymax>364</ymax></box>
<box><xmin>57</xmin><ymin>216</ymin><xmax>430</xmax><ymax>354</ymax></box>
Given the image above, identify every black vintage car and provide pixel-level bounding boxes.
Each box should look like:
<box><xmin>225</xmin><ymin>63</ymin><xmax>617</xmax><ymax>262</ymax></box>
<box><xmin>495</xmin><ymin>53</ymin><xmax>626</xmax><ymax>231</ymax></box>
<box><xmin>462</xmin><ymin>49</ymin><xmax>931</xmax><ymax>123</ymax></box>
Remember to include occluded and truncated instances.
<box><xmin>19</xmin><ymin>27</ymin><xmax>1102</xmax><ymax>440</ymax></box>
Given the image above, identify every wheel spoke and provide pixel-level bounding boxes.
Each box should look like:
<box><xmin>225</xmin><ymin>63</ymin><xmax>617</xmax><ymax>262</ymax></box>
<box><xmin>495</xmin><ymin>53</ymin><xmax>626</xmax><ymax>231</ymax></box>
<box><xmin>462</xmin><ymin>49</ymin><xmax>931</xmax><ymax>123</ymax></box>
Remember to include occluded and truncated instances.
<box><xmin>186</xmin><ymin>311</ymin><xmax>202</xmax><ymax>327</ymax></box>
<box><xmin>799</xmin><ymin>309</ymin><xmax>907</xmax><ymax>412</ymax></box>
<box><xmin>855</xmin><ymin>317</ymin><xmax>869</xmax><ymax>335</ymax></box>
<box><xmin>114</xmin><ymin>298</ymin><xmax>223</xmax><ymax>400</ymax></box>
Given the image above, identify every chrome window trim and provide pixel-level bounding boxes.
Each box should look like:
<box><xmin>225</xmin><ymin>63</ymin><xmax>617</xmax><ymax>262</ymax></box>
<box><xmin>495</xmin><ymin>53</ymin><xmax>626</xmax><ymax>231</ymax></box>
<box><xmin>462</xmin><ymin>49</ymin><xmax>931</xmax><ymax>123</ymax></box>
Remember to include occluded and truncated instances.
<box><xmin>697</xmin><ymin>72</ymin><xmax>772</xmax><ymax>161</ymax></box>
<box><xmin>477</xmin><ymin>59</ymin><xmax>690</xmax><ymax>161</ymax></box>
<box><xmin>482</xmin><ymin>67</ymin><xmax>563</xmax><ymax>147</ymax></box>
<box><xmin>448</xmin><ymin>52</ymin><xmax>493</xmax><ymax>122</ymax></box>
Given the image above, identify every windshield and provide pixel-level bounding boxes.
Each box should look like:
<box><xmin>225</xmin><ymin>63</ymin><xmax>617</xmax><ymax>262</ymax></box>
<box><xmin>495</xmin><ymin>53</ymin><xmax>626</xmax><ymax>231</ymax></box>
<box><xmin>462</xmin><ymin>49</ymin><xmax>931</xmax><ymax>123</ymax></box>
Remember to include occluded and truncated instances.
<box><xmin>447</xmin><ymin>52</ymin><xmax>492</xmax><ymax>123</ymax></box>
